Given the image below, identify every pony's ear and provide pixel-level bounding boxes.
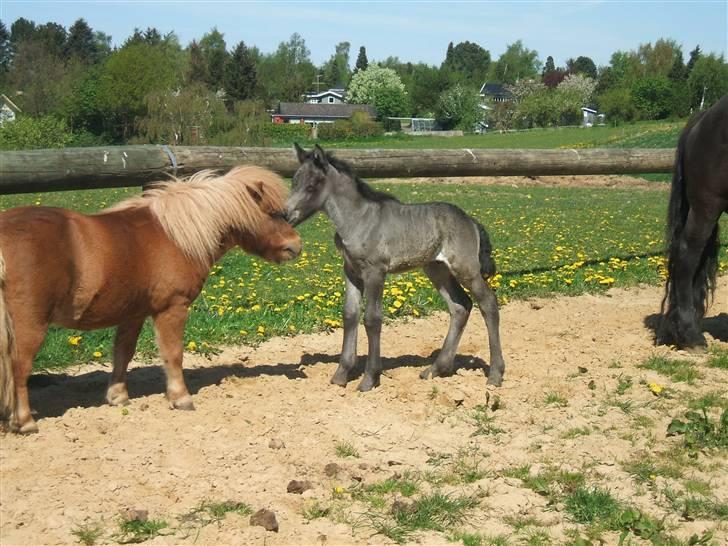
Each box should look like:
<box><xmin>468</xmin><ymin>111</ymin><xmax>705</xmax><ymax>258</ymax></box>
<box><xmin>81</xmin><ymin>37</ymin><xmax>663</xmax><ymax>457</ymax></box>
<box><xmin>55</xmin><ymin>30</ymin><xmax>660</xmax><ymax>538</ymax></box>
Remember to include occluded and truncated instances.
<box><xmin>246</xmin><ymin>180</ymin><xmax>265</xmax><ymax>203</ymax></box>
<box><xmin>312</xmin><ymin>144</ymin><xmax>329</xmax><ymax>171</ymax></box>
<box><xmin>293</xmin><ymin>142</ymin><xmax>308</xmax><ymax>164</ymax></box>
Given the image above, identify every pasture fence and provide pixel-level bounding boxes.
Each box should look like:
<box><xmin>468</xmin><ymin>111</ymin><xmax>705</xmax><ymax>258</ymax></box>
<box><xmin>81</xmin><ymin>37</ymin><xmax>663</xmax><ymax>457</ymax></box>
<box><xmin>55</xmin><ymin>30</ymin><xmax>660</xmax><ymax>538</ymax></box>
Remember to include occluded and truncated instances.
<box><xmin>0</xmin><ymin>145</ymin><xmax>676</xmax><ymax>195</ymax></box>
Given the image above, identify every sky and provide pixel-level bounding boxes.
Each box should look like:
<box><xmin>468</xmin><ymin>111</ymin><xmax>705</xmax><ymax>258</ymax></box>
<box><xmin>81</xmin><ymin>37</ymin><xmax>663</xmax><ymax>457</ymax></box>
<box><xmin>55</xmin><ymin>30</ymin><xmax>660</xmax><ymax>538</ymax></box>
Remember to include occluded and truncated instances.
<box><xmin>1</xmin><ymin>0</ymin><xmax>727</xmax><ymax>69</ymax></box>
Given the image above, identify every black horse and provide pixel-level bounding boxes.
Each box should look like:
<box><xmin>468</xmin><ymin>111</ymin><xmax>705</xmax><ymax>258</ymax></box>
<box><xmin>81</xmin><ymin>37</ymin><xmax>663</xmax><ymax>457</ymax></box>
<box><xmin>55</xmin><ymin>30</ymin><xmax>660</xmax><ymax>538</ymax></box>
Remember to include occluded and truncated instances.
<box><xmin>657</xmin><ymin>94</ymin><xmax>728</xmax><ymax>348</ymax></box>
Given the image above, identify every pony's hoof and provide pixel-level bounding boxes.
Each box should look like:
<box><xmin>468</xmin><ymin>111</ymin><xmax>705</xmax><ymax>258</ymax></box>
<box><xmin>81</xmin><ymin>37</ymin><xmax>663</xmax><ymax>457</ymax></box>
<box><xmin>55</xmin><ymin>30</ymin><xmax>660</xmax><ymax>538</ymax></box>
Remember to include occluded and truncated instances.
<box><xmin>171</xmin><ymin>396</ymin><xmax>195</xmax><ymax>411</ymax></box>
<box><xmin>357</xmin><ymin>376</ymin><xmax>380</xmax><ymax>392</ymax></box>
<box><xmin>330</xmin><ymin>367</ymin><xmax>350</xmax><ymax>387</ymax></box>
<box><xmin>107</xmin><ymin>393</ymin><xmax>130</xmax><ymax>407</ymax></box>
<box><xmin>11</xmin><ymin>420</ymin><xmax>39</xmax><ymax>434</ymax></box>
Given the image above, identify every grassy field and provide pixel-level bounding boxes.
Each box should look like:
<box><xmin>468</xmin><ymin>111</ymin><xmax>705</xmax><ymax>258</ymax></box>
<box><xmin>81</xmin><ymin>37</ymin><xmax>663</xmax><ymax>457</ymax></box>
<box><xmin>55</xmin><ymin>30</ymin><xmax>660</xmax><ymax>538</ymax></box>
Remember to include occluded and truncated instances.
<box><xmin>2</xmin><ymin>179</ymin><xmax>726</xmax><ymax>370</ymax></box>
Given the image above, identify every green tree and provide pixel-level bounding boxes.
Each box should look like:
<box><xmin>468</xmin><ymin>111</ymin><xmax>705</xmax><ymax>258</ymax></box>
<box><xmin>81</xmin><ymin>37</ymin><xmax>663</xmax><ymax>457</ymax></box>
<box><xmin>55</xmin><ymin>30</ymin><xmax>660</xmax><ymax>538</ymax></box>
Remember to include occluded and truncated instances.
<box><xmin>224</xmin><ymin>41</ymin><xmax>257</xmax><ymax>101</ymax></box>
<box><xmin>66</xmin><ymin>18</ymin><xmax>98</xmax><ymax>64</ymax></box>
<box><xmin>435</xmin><ymin>83</ymin><xmax>481</xmax><ymax>130</ymax></box>
<box><xmin>566</xmin><ymin>56</ymin><xmax>597</xmax><ymax>79</ymax></box>
<box><xmin>542</xmin><ymin>55</ymin><xmax>556</xmax><ymax>76</ymax></box>
<box><xmin>491</xmin><ymin>40</ymin><xmax>540</xmax><ymax>84</ymax></box>
<box><xmin>97</xmin><ymin>43</ymin><xmax>178</xmax><ymax>139</ymax></box>
<box><xmin>667</xmin><ymin>50</ymin><xmax>689</xmax><ymax>117</ymax></box>
<box><xmin>409</xmin><ymin>63</ymin><xmax>454</xmax><ymax>116</ymax></box>
<box><xmin>34</xmin><ymin>22</ymin><xmax>66</xmax><ymax>59</ymax></box>
<box><xmin>631</xmin><ymin>76</ymin><xmax>672</xmax><ymax>119</ymax></box>
<box><xmin>322</xmin><ymin>41</ymin><xmax>350</xmax><ymax>87</ymax></box>
<box><xmin>354</xmin><ymin>45</ymin><xmax>368</xmax><ymax>73</ymax></box>
<box><xmin>442</xmin><ymin>40</ymin><xmax>491</xmax><ymax>86</ymax></box>
<box><xmin>199</xmin><ymin>28</ymin><xmax>228</xmax><ymax>90</ymax></box>
<box><xmin>187</xmin><ymin>39</ymin><xmax>207</xmax><ymax>85</ymax></box>
<box><xmin>0</xmin><ymin>114</ymin><xmax>74</xmax><ymax>150</ymax></box>
<box><xmin>596</xmin><ymin>87</ymin><xmax>637</xmax><ymax>124</ymax></box>
<box><xmin>257</xmin><ymin>33</ymin><xmax>316</xmax><ymax>102</ymax></box>
<box><xmin>347</xmin><ymin>64</ymin><xmax>409</xmax><ymax>117</ymax></box>
<box><xmin>9</xmin><ymin>17</ymin><xmax>36</xmax><ymax>53</ymax></box>
<box><xmin>687</xmin><ymin>53</ymin><xmax>728</xmax><ymax>110</ymax></box>
<box><xmin>0</xmin><ymin>21</ymin><xmax>9</xmax><ymax>77</ymax></box>
<box><xmin>686</xmin><ymin>45</ymin><xmax>701</xmax><ymax>75</ymax></box>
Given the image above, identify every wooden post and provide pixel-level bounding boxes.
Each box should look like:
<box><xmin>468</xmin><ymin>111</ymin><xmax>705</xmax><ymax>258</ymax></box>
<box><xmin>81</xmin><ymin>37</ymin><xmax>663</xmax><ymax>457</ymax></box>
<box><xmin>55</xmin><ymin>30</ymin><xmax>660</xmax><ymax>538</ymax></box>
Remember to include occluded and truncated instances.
<box><xmin>0</xmin><ymin>145</ymin><xmax>676</xmax><ymax>195</ymax></box>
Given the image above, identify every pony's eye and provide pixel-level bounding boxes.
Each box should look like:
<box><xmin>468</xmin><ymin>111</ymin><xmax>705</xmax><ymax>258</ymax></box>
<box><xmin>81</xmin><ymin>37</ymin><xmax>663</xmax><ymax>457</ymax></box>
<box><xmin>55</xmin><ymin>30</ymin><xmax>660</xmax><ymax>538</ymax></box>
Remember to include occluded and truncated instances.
<box><xmin>305</xmin><ymin>184</ymin><xmax>317</xmax><ymax>193</ymax></box>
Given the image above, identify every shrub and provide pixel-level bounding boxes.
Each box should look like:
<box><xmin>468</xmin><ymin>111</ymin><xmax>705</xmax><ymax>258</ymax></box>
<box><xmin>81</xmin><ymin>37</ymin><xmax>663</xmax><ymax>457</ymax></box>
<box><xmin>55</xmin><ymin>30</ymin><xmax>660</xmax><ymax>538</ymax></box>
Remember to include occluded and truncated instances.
<box><xmin>0</xmin><ymin>115</ymin><xmax>75</xmax><ymax>150</ymax></box>
<box><xmin>262</xmin><ymin>122</ymin><xmax>311</xmax><ymax>142</ymax></box>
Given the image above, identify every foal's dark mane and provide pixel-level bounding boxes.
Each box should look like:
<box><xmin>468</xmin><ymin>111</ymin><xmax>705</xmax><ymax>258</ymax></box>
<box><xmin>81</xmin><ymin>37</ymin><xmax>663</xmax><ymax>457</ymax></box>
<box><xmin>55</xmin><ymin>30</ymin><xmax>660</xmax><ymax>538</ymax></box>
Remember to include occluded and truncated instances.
<box><xmin>326</xmin><ymin>153</ymin><xmax>400</xmax><ymax>204</ymax></box>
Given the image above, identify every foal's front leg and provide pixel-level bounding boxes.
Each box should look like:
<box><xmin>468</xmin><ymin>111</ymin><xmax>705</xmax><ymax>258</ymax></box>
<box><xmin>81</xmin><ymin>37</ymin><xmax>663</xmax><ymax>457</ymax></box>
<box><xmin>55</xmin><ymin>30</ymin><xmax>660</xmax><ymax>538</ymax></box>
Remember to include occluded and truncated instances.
<box><xmin>106</xmin><ymin>319</ymin><xmax>145</xmax><ymax>406</ymax></box>
<box><xmin>358</xmin><ymin>272</ymin><xmax>385</xmax><ymax>392</ymax></box>
<box><xmin>331</xmin><ymin>268</ymin><xmax>362</xmax><ymax>387</ymax></box>
<box><xmin>153</xmin><ymin>305</ymin><xmax>194</xmax><ymax>410</ymax></box>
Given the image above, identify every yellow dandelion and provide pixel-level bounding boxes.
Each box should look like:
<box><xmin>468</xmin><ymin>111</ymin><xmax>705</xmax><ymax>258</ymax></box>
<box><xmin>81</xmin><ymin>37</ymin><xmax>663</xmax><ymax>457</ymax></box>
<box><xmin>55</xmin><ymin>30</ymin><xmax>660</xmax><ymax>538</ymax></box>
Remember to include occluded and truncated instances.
<box><xmin>187</xmin><ymin>341</ymin><xmax>197</xmax><ymax>351</ymax></box>
<box><xmin>68</xmin><ymin>335</ymin><xmax>82</xmax><ymax>346</ymax></box>
<box><xmin>93</xmin><ymin>351</ymin><xmax>102</xmax><ymax>358</ymax></box>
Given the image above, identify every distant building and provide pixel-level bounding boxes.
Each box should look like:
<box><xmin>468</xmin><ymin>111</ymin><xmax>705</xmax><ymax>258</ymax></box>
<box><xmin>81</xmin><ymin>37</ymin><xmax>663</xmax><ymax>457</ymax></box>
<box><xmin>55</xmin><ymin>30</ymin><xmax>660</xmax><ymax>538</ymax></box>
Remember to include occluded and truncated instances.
<box><xmin>479</xmin><ymin>83</ymin><xmax>513</xmax><ymax>103</ymax></box>
<box><xmin>304</xmin><ymin>88</ymin><xmax>347</xmax><ymax>104</ymax></box>
<box><xmin>0</xmin><ymin>94</ymin><xmax>22</xmax><ymax>125</ymax></box>
<box><xmin>581</xmin><ymin>107</ymin><xmax>605</xmax><ymax>127</ymax></box>
<box><xmin>271</xmin><ymin>102</ymin><xmax>377</xmax><ymax>125</ymax></box>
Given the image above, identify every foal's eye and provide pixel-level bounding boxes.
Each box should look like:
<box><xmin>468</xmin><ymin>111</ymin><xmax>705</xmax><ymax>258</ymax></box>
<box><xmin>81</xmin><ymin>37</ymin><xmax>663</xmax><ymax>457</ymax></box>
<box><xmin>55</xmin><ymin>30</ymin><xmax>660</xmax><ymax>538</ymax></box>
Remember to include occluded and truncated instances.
<box><xmin>305</xmin><ymin>184</ymin><xmax>317</xmax><ymax>193</ymax></box>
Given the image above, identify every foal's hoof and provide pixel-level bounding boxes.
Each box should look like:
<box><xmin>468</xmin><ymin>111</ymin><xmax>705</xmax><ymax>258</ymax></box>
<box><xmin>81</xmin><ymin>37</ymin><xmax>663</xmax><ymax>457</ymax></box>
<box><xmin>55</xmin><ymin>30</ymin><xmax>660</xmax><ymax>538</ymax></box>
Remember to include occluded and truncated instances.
<box><xmin>171</xmin><ymin>395</ymin><xmax>195</xmax><ymax>411</ymax></box>
<box><xmin>357</xmin><ymin>375</ymin><xmax>380</xmax><ymax>392</ymax></box>
<box><xmin>419</xmin><ymin>367</ymin><xmax>432</xmax><ymax>380</ymax></box>
<box><xmin>486</xmin><ymin>375</ymin><xmax>503</xmax><ymax>387</ymax></box>
<box><xmin>330</xmin><ymin>367</ymin><xmax>350</xmax><ymax>387</ymax></box>
<box><xmin>107</xmin><ymin>393</ymin><xmax>130</xmax><ymax>407</ymax></box>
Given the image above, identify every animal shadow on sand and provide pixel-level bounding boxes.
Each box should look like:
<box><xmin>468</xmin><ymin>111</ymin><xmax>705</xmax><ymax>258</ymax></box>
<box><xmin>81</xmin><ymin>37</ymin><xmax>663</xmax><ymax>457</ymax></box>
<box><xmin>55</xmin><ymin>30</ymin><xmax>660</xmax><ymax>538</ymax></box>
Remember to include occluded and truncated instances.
<box><xmin>644</xmin><ymin>312</ymin><xmax>728</xmax><ymax>344</ymax></box>
<box><xmin>24</xmin><ymin>350</ymin><xmax>487</xmax><ymax>421</ymax></box>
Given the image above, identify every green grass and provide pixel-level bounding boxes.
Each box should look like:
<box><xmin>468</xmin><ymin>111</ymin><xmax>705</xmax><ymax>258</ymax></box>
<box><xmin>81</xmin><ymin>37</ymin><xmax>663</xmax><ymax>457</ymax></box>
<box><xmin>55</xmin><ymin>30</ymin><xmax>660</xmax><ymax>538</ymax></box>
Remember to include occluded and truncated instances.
<box><xmin>707</xmin><ymin>345</ymin><xmax>728</xmax><ymax>369</ymax></box>
<box><xmin>301</xmin><ymin>501</ymin><xmax>331</xmax><ymax>521</ymax></box>
<box><xmin>71</xmin><ymin>523</ymin><xmax>104</xmax><ymax>546</ymax></box>
<box><xmin>564</xmin><ymin>487</ymin><xmax>621</xmax><ymax>524</ymax></box>
<box><xmin>115</xmin><ymin>518</ymin><xmax>168</xmax><ymax>544</ymax></box>
<box><xmin>622</xmin><ymin>455</ymin><xmax>683</xmax><ymax>484</ymax></box>
<box><xmin>638</xmin><ymin>356</ymin><xmax>703</xmax><ymax>384</ymax></box>
<box><xmin>544</xmin><ymin>392</ymin><xmax>569</xmax><ymax>407</ymax></box>
<box><xmin>2</xmin><ymin>122</ymin><xmax>727</xmax><ymax>371</ymax></box>
<box><xmin>470</xmin><ymin>404</ymin><xmax>504</xmax><ymax>436</ymax></box>
<box><xmin>334</xmin><ymin>440</ymin><xmax>360</xmax><ymax>458</ymax></box>
<box><xmin>667</xmin><ymin>408</ymin><xmax>728</xmax><ymax>452</ymax></box>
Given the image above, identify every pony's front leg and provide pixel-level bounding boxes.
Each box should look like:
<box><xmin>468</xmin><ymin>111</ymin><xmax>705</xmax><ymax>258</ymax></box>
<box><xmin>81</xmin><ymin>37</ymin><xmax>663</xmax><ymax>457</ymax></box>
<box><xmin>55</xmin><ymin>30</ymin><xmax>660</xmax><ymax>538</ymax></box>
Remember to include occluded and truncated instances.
<box><xmin>331</xmin><ymin>269</ymin><xmax>362</xmax><ymax>387</ymax></box>
<box><xmin>153</xmin><ymin>306</ymin><xmax>194</xmax><ymax>410</ymax></box>
<box><xmin>106</xmin><ymin>319</ymin><xmax>145</xmax><ymax>406</ymax></box>
<box><xmin>9</xmin><ymin>321</ymin><xmax>48</xmax><ymax>434</ymax></box>
<box><xmin>358</xmin><ymin>272</ymin><xmax>385</xmax><ymax>392</ymax></box>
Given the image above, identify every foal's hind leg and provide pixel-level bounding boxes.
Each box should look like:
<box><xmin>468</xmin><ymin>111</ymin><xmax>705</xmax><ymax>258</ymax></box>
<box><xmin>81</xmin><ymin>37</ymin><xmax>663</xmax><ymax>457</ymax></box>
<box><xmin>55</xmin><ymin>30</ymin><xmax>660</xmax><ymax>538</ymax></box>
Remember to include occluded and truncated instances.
<box><xmin>457</xmin><ymin>273</ymin><xmax>506</xmax><ymax>386</ymax></box>
<box><xmin>153</xmin><ymin>306</ymin><xmax>194</xmax><ymax>410</ymax></box>
<box><xmin>331</xmin><ymin>268</ymin><xmax>363</xmax><ymax>387</ymax></box>
<box><xmin>9</xmin><ymin>320</ymin><xmax>47</xmax><ymax>433</ymax></box>
<box><xmin>358</xmin><ymin>271</ymin><xmax>386</xmax><ymax>392</ymax></box>
<box><xmin>106</xmin><ymin>319</ymin><xmax>145</xmax><ymax>406</ymax></box>
<box><xmin>420</xmin><ymin>262</ymin><xmax>472</xmax><ymax>379</ymax></box>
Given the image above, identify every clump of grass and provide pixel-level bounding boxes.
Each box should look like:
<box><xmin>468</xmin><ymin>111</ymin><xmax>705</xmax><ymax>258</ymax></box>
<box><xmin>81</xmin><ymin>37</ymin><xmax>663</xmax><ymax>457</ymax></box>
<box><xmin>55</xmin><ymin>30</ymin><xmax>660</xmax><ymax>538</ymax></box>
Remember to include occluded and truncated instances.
<box><xmin>667</xmin><ymin>408</ymin><xmax>728</xmax><ymax>452</ymax></box>
<box><xmin>115</xmin><ymin>518</ymin><xmax>168</xmax><ymax>544</ymax></box>
<box><xmin>621</xmin><ymin>455</ymin><xmax>682</xmax><ymax>484</ymax></box>
<box><xmin>470</xmin><ymin>405</ymin><xmax>503</xmax><ymax>436</ymax></box>
<box><xmin>615</xmin><ymin>375</ymin><xmax>633</xmax><ymax>395</ymax></box>
<box><xmin>503</xmin><ymin>465</ymin><xmax>585</xmax><ymax>500</ymax></box>
<box><xmin>71</xmin><ymin>523</ymin><xmax>104</xmax><ymax>546</ymax></box>
<box><xmin>638</xmin><ymin>355</ymin><xmax>702</xmax><ymax>384</ymax></box>
<box><xmin>334</xmin><ymin>440</ymin><xmax>360</xmax><ymax>458</ymax></box>
<box><xmin>564</xmin><ymin>487</ymin><xmax>621</xmax><ymax>524</ymax></box>
<box><xmin>707</xmin><ymin>345</ymin><xmax>728</xmax><ymax>369</ymax></box>
<box><xmin>562</xmin><ymin>426</ymin><xmax>591</xmax><ymax>439</ymax></box>
<box><xmin>688</xmin><ymin>391</ymin><xmax>728</xmax><ymax>411</ymax></box>
<box><xmin>365</xmin><ymin>474</ymin><xmax>419</xmax><ymax>498</ymax></box>
<box><xmin>302</xmin><ymin>501</ymin><xmax>331</xmax><ymax>521</ymax></box>
<box><xmin>544</xmin><ymin>392</ymin><xmax>568</xmax><ymax>407</ymax></box>
<box><xmin>450</xmin><ymin>531</ymin><xmax>510</xmax><ymax>546</ymax></box>
<box><xmin>664</xmin><ymin>486</ymin><xmax>728</xmax><ymax>520</ymax></box>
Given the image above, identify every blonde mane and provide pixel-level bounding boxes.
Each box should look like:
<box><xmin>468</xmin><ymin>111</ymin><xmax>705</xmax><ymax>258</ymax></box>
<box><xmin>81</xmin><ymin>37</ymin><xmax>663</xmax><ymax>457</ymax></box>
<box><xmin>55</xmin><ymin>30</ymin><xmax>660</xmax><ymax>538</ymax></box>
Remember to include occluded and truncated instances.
<box><xmin>104</xmin><ymin>165</ymin><xmax>288</xmax><ymax>264</ymax></box>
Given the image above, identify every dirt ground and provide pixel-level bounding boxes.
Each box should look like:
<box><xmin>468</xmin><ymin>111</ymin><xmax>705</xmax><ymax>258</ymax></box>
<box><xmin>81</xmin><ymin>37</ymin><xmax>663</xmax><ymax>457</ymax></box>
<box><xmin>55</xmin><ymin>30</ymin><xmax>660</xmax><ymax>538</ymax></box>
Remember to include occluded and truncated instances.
<box><xmin>1</xmin><ymin>276</ymin><xmax>726</xmax><ymax>546</ymax></box>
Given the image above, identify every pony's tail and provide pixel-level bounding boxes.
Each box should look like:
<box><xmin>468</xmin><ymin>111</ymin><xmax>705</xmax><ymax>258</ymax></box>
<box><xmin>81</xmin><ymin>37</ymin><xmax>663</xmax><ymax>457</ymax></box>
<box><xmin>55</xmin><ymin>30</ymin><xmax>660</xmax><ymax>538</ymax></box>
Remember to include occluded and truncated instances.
<box><xmin>475</xmin><ymin>221</ymin><xmax>496</xmax><ymax>278</ymax></box>
<box><xmin>0</xmin><ymin>249</ymin><xmax>15</xmax><ymax>421</ymax></box>
<box><xmin>661</xmin><ymin>121</ymin><xmax>720</xmax><ymax>320</ymax></box>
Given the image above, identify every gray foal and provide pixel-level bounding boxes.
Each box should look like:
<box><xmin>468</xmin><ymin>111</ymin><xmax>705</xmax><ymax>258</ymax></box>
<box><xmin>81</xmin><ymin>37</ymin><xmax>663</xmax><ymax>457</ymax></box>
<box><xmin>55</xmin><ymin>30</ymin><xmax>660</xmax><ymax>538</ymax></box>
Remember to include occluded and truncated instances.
<box><xmin>286</xmin><ymin>144</ymin><xmax>506</xmax><ymax>391</ymax></box>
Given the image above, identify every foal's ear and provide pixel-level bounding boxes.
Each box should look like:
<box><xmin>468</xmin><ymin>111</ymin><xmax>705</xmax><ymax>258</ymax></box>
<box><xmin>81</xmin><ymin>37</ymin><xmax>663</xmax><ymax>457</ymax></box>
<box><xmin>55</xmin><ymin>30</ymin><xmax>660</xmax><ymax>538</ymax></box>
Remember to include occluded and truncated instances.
<box><xmin>293</xmin><ymin>142</ymin><xmax>308</xmax><ymax>164</ymax></box>
<box><xmin>312</xmin><ymin>144</ymin><xmax>329</xmax><ymax>171</ymax></box>
<box><xmin>246</xmin><ymin>180</ymin><xmax>265</xmax><ymax>203</ymax></box>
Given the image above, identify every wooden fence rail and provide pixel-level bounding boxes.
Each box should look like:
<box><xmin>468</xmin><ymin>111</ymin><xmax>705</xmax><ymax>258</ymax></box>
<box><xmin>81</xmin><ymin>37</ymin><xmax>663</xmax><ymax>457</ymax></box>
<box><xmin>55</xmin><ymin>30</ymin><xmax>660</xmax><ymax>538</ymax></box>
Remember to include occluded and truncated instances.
<box><xmin>0</xmin><ymin>145</ymin><xmax>676</xmax><ymax>195</ymax></box>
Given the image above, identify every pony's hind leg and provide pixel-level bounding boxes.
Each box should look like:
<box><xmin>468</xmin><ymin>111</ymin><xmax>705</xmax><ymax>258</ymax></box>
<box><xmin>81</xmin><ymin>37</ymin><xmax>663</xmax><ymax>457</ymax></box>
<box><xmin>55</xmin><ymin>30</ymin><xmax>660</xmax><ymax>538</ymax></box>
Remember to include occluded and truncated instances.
<box><xmin>420</xmin><ymin>262</ymin><xmax>472</xmax><ymax>379</ymax></box>
<box><xmin>331</xmin><ymin>269</ymin><xmax>362</xmax><ymax>387</ymax></box>
<box><xmin>106</xmin><ymin>319</ymin><xmax>145</xmax><ymax>406</ymax></box>
<box><xmin>153</xmin><ymin>306</ymin><xmax>194</xmax><ymax>410</ymax></box>
<box><xmin>10</xmin><ymin>320</ymin><xmax>48</xmax><ymax>433</ymax></box>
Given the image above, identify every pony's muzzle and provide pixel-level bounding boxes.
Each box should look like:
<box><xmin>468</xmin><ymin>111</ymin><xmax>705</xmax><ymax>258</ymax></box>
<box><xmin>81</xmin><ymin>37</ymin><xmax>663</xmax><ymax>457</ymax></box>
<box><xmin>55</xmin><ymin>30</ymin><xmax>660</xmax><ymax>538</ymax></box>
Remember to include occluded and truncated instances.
<box><xmin>282</xmin><ymin>240</ymin><xmax>302</xmax><ymax>261</ymax></box>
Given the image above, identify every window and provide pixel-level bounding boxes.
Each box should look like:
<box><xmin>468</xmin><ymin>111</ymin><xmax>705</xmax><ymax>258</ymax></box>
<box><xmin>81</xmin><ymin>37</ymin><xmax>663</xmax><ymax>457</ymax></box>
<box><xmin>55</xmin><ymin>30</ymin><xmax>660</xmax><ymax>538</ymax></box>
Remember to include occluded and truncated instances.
<box><xmin>328</xmin><ymin>97</ymin><xmax>335</xmax><ymax>103</ymax></box>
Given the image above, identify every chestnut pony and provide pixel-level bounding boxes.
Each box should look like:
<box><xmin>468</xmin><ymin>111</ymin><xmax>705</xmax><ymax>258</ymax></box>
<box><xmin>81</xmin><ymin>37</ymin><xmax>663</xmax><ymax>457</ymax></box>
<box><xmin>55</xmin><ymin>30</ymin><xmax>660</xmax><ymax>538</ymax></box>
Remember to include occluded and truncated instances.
<box><xmin>0</xmin><ymin>166</ymin><xmax>301</xmax><ymax>433</ymax></box>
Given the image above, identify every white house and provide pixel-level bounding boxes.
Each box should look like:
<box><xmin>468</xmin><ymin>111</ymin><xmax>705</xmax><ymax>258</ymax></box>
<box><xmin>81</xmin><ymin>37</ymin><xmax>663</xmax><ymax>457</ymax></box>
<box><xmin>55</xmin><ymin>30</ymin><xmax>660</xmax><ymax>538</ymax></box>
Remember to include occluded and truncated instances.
<box><xmin>305</xmin><ymin>88</ymin><xmax>346</xmax><ymax>104</ymax></box>
<box><xmin>0</xmin><ymin>94</ymin><xmax>21</xmax><ymax>125</ymax></box>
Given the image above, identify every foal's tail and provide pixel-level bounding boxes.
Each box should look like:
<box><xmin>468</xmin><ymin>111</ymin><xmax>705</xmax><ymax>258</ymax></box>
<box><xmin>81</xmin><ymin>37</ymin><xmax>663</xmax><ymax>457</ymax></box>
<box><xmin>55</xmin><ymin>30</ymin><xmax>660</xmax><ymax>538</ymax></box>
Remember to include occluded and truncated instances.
<box><xmin>661</xmin><ymin>111</ymin><xmax>720</xmax><ymax>319</ymax></box>
<box><xmin>0</xmin><ymin>248</ymin><xmax>15</xmax><ymax>420</ymax></box>
<box><xmin>475</xmin><ymin>221</ymin><xmax>497</xmax><ymax>278</ymax></box>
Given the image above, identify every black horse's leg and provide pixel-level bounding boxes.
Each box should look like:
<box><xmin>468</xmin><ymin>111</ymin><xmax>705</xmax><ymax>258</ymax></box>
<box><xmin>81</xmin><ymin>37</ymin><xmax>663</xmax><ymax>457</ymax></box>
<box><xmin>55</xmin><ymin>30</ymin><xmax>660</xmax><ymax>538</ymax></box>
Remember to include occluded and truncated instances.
<box><xmin>331</xmin><ymin>267</ymin><xmax>362</xmax><ymax>387</ymax></box>
<box><xmin>357</xmin><ymin>271</ymin><xmax>385</xmax><ymax>392</ymax></box>
<box><xmin>667</xmin><ymin>209</ymin><xmax>720</xmax><ymax>348</ymax></box>
<box><xmin>420</xmin><ymin>262</ymin><xmax>472</xmax><ymax>379</ymax></box>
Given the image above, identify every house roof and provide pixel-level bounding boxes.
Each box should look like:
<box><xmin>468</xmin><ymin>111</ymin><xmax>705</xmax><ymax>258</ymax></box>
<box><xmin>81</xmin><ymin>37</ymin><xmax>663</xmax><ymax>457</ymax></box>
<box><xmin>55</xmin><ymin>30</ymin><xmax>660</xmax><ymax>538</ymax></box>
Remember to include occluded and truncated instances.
<box><xmin>479</xmin><ymin>83</ymin><xmax>513</xmax><ymax>98</ymax></box>
<box><xmin>305</xmin><ymin>89</ymin><xmax>346</xmax><ymax>100</ymax></box>
<box><xmin>275</xmin><ymin>102</ymin><xmax>376</xmax><ymax>118</ymax></box>
<box><xmin>0</xmin><ymin>94</ymin><xmax>22</xmax><ymax>113</ymax></box>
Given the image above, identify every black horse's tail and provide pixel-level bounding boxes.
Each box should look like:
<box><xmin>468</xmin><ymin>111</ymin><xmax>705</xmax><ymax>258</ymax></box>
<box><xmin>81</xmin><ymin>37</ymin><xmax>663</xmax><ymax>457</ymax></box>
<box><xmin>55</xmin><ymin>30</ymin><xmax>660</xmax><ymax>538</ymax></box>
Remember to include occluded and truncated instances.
<box><xmin>475</xmin><ymin>221</ymin><xmax>496</xmax><ymax>278</ymax></box>
<box><xmin>662</xmin><ymin>112</ymin><xmax>720</xmax><ymax>319</ymax></box>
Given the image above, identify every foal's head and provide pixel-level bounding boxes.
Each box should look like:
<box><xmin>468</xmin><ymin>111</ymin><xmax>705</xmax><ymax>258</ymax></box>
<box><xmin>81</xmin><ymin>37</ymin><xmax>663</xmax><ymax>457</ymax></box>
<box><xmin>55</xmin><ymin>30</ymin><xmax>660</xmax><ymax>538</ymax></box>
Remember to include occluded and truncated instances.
<box><xmin>286</xmin><ymin>144</ymin><xmax>338</xmax><ymax>227</ymax></box>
